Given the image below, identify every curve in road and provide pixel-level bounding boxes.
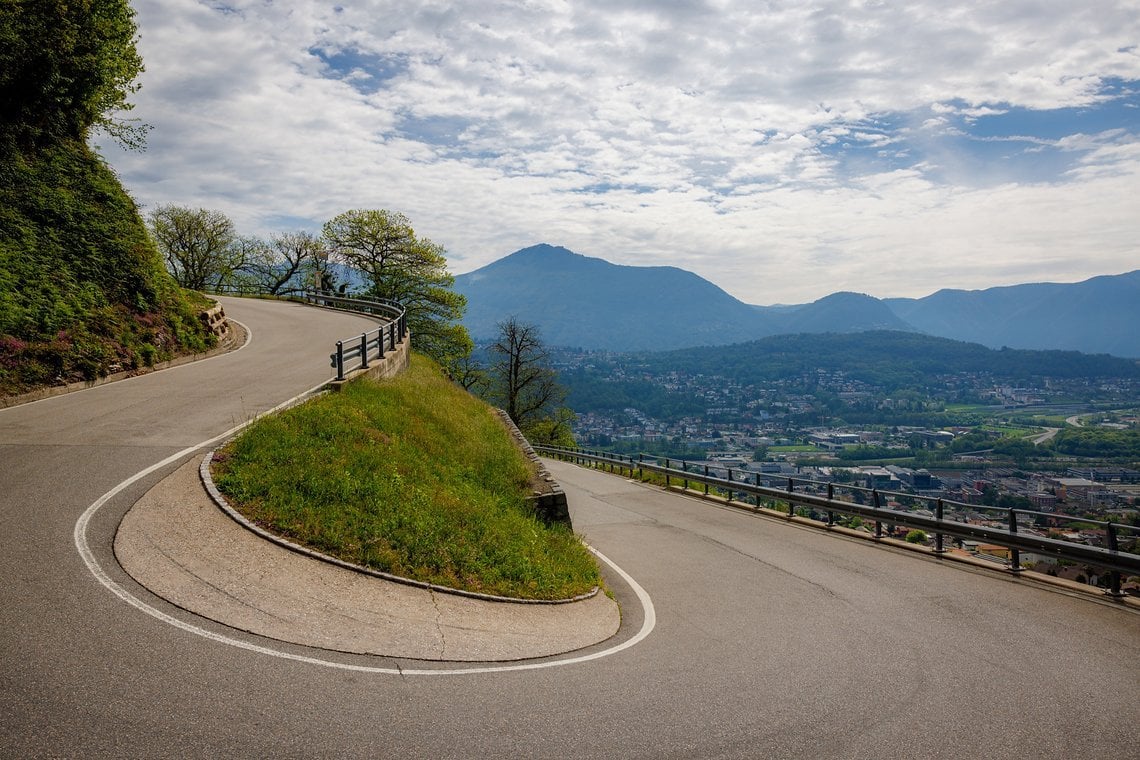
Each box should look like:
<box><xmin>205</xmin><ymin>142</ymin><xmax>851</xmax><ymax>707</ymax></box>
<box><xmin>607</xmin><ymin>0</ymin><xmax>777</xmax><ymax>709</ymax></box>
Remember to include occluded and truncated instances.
<box><xmin>3</xmin><ymin>296</ymin><xmax>1137</xmax><ymax>759</ymax></box>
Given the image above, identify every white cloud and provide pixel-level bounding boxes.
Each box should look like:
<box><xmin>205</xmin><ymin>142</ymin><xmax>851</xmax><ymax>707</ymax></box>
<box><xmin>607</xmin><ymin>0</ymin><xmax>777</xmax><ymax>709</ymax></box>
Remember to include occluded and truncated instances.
<box><xmin>95</xmin><ymin>0</ymin><xmax>1140</xmax><ymax>303</ymax></box>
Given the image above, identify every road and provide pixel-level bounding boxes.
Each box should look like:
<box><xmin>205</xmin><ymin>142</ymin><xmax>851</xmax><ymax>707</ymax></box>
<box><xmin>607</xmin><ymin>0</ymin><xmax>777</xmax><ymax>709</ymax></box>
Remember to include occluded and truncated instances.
<box><xmin>2</xmin><ymin>297</ymin><xmax>1137</xmax><ymax>759</ymax></box>
<box><xmin>1031</xmin><ymin>427</ymin><xmax>1060</xmax><ymax>445</ymax></box>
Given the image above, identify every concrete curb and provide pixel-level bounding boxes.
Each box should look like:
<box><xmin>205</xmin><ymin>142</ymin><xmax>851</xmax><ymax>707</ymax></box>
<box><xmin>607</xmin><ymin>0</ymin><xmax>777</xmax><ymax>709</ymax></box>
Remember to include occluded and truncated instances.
<box><xmin>0</xmin><ymin>320</ymin><xmax>246</xmax><ymax>409</ymax></box>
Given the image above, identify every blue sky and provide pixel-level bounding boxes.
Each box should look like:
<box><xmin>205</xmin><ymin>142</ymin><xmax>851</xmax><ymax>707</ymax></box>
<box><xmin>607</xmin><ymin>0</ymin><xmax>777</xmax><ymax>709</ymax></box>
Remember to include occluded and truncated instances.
<box><xmin>96</xmin><ymin>1</ymin><xmax>1140</xmax><ymax>304</ymax></box>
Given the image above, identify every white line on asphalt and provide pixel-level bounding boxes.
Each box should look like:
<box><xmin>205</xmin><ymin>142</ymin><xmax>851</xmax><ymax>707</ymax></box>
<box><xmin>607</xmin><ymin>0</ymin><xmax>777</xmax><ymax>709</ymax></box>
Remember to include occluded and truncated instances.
<box><xmin>73</xmin><ymin>376</ymin><xmax>656</xmax><ymax>676</ymax></box>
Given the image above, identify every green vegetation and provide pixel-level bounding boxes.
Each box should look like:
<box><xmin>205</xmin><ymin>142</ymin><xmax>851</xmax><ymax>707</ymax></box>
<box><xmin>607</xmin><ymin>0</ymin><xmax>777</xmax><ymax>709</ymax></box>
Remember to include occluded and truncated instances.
<box><xmin>322</xmin><ymin>209</ymin><xmax>471</xmax><ymax>370</ymax></box>
<box><xmin>1051</xmin><ymin>427</ymin><xmax>1140</xmax><ymax>460</ymax></box>
<box><xmin>212</xmin><ymin>354</ymin><xmax>600</xmax><ymax>600</ymax></box>
<box><xmin>905</xmin><ymin>529</ymin><xmax>928</xmax><ymax>544</ymax></box>
<box><xmin>0</xmin><ymin>1</ymin><xmax>213</xmax><ymax>396</ymax></box>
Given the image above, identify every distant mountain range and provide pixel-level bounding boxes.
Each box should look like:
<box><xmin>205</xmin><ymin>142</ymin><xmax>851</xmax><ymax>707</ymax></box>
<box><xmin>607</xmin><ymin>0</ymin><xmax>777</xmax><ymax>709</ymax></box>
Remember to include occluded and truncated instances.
<box><xmin>454</xmin><ymin>244</ymin><xmax>1140</xmax><ymax>357</ymax></box>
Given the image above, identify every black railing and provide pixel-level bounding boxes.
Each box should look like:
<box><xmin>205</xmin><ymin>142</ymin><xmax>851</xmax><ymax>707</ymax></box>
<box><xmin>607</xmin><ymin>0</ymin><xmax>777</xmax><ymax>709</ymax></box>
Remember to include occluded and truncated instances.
<box><xmin>534</xmin><ymin>445</ymin><xmax>1140</xmax><ymax>597</ymax></box>
<box><xmin>307</xmin><ymin>293</ymin><xmax>408</xmax><ymax>381</ymax></box>
<box><xmin>204</xmin><ymin>287</ymin><xmax>407</xmax><ymax>381</ymax></box>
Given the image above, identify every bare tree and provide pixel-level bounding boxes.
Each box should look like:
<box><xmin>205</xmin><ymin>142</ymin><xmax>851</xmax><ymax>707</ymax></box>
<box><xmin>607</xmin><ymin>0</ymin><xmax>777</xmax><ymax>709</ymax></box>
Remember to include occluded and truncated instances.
<box><xmin>488</xmin><ymin>317</ymin><xmax>566</xmax><ymax>431</ymax></box>
<box><xmin>243</xmin><ymin>231</ymin><xmax>322</xmax><ymax>294</ymax></box>
<box><xmin>148</xmin><ymin>205</ymin><xmax>239</xmax><ymax>290</ymax></box>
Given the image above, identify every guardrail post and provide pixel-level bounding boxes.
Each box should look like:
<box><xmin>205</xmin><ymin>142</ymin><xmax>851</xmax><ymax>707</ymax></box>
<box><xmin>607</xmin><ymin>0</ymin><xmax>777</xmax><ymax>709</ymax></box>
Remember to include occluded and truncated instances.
<box><xmin>334</xmin><ymin>341</ymin><xmax>345</xmax><ymax>381</ymax></box>
<box><xmin>638</xmin><ymin>454</ymin><xmax>643</xmax><ymax>480</ymax></box>
<box><xmin>359</xmin><ymin>333</ymin><xmax>369</xmax><ymax>369</ymax></box>
<box><xmin>826</xmin><ymin>483</ymin><xmax>834</xmax><ymax>525</ymax></box>
<box><xmin>704</xmin><ymin>465</ymin><xmax>709</xmax><ymax>495</ymax></box>
<box><xmin>1106</xmin><ymin>523</ymin><xmax>1123</xmax><ymax>597</ymax></box>
<box><xmin>934</xmin><ymin>498</ymin><xmax>945</xmax><ymax>554</ymax></box>
<box><xmin>665</xmin><ymin>458</ymin><xmax>670</xmax><ymax>488</ymax></box>
<box><xmin>389</xmin><ymin>322</ymin><xmax>396</xmax><ymax>350</ymax></box>
<box><xmin>378</xmin><ymin>327</ymin><xmax>386</xmax><ymax>358</ymax></box>
<box><xmin>727</xmin><ymin>469</ymin><xmax>733</xmax><ymax>503</ymax></box>
<box><xmin>873</xmin><ymin>490</ymin><xmax>882</xmax><ymax>537</ymax></box>
<box><xmin>1008</xmin><ymin>509</ymin><xmax>1021</xmax><ymax>573</ymax></box>
<box><xmin>755</xmin><ymin>472</ymin><xmax>761</xmax><ymax>508</ymax></box>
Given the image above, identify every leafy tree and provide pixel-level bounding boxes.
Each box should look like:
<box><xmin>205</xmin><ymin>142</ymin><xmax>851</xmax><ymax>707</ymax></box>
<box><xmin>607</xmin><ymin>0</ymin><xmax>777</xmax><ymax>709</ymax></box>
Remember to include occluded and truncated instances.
<box><xmin>487</xmin><ymin>317</ymin><xmax>566</xmax><ymax>434</ymax></box>
<box><xmin>524</xmin><ymin>407</ymin><xmax>578</xmax><ymax>447</ymax></box>
<box><xmin>149</xmin><ymin>205</ymin><xmax>241</xmax><ymax>290</ymax></box>
<box><xmin>0</xmin><ymin>0</ymin><xmax>148</xmax><ymax>149</ymax></box>
<box><xmin>322</xmin><ymin>209</ymin><xmax>470</xmax><ymax>366</ymax></box>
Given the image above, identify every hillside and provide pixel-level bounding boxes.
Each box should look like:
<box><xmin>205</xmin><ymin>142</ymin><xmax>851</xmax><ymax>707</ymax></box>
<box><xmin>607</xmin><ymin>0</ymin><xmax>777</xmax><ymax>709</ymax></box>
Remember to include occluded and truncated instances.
<box><xmin>456</xmin><ymin>245</ymin><xmax>919</xmax><ymax>351</ymax></box>
<box><xmin>456</xmin><ymin>244</ymin><xmax>1140</xmax><ymax>357</ymax></box>
<box><xmin>650</xmin><ymin>331</ymin><xmax>1140</xmax><ymax>387</ymax></box>
<box><xmin>884</xmin><ymin>270</ymin><xmax>1140</xmax><ymax>357</ymax></box>
<box><xmin>560</xmin><ymin>330</ymin><xmax>1140</xmax><ymax>419</ymax></box>
<box><xmin>456</xmin><ymin>244</ymin><xmax>775</xmax><ymax>349</ymax></box>
<box><xmin>0</xmin><ymin>3</ymin><xmax>214</xmax><ymax>396</ymax></box>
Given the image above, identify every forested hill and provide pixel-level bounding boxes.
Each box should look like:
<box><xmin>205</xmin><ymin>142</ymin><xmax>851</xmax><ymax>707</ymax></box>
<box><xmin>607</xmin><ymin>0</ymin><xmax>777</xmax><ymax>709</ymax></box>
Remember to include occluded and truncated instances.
<box><xmin>592</xmin><ymin>331</ymin><xmax>1140</xmax><ymax>389</ymax></box>
<box><xmin>0</xmin><ymin>3</ymin><xmax>213</xmax><ymax>396</ymax></box>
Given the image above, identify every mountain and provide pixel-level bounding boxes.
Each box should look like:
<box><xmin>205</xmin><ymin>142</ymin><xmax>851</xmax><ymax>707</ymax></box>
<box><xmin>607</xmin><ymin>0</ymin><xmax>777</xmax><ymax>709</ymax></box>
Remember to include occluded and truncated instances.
<box><xmin>454</xmin><ymin>244</ymin><xmax>1140</xmax><ymax>356</ymax></box>
<box><xmin>771</xmin><ymin>291</ymin><xmax>912</xmax><ymax>334</ymax></box>
<box><xmin>884</xmin><ymin>271</ymin><xmax>1140</xmax><ymax>357</ymax></box>
<box><xmin>455</xmin><ymin>244</ymin><xmax>775</xmax><ymax>350</ymax></box>
<box><xmin>455</xmin><ymin>245</ymin><xmax>918</xmax><ymax>351</ymax></box>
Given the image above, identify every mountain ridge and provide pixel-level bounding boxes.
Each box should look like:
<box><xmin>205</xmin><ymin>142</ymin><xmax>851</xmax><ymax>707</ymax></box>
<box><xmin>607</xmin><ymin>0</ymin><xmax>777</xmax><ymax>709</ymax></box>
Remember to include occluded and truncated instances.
<box><xmin>453</xmin><ymin>244</ymin><xmax>1140</xmax><ymax>357</ymax></box>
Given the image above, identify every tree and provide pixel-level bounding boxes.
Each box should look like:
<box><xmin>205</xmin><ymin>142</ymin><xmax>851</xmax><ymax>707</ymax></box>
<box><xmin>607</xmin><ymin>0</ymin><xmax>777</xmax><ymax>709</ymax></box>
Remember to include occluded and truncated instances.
<box><xmin>149</xmin><ymin>205</ymin><xmax>240</xmax><ymax>290</ymax></box>
<box><xmin>241</xmin><ymin>230</ymin><xmax>322</xmax><ymax>295</ymax></box>
<box><xmin>322</xmin><ymin>209</ymin><xmax>470</xmax><ymax>365</ymax></box>
<box><xmin>524</xmin><ymin>406</ymin><xmax>578</xmax><ymax>447</ymax></box>
<box><xmin>0</xmin><ymin>0</ymin><xmax>148</xmax><ymax>149</ymax></box>
<box><xmin>487</xmin><ymin>317</ymin><xmax>567</xmax><ymax>433</ymax></box>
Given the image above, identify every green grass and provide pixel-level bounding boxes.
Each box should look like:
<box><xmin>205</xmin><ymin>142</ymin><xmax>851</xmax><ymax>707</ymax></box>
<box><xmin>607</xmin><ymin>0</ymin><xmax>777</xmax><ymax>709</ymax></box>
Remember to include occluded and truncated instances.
<box><xmin>212</xmin><ymin>354</ymin><xmax>600</xmax><ymax>600</ymax></box>
<box><xmin>1</xmin><ymin>137</ymin><xmax>214</xmax><ymax>396</ymax></box>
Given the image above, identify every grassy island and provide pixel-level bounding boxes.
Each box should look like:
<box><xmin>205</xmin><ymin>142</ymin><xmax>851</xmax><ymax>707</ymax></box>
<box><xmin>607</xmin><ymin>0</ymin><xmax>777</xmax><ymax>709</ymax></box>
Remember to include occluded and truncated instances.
<box><xmin>212</xmin><ymin>354</ymin><xmax>600</xmax><ymax>600</ymax></box>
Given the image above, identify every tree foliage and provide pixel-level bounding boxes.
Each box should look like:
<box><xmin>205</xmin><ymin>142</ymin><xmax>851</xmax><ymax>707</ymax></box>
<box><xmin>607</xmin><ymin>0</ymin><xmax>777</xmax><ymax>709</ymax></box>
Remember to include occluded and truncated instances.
<box><xmin>0</xmin><ymin>0</ymin><xmax>148</xmax><ymax>150</ymax></box>
<box><xmin>149</xmin><ymin>205</ymin><xmax>241</xmax><ymax>290</ymax></box>
<box><xmin>0</xmin><ymin>3</ymin><xmax>212</xmax><ymax>395</ymax></box>
<box><xmin>322</xmin><ymin>209</ymin><xmax>470</xmax><ymax>366</ymax></box>
<box><xmin>1050</xmin><ymin>427</ymin><xmax>1140</xmax><ymax>460</ymax></box>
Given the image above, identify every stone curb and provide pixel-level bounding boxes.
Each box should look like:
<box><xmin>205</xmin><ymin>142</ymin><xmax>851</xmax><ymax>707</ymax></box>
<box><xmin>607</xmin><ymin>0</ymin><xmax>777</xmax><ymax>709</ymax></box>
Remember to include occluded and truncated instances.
<box><xmin>493</xmin><ymin>409</ymin><xmax>571</xmax><ymax>526</ymax></box>
<box><xmin>200</xmin><ymin>449</ymin><xmax>598</xmax><ymax>605</ymax></box>
<box><xmin>0</xmin><ymin>320</ymin><xmax>246</xmax><ymax>409</ymax></box>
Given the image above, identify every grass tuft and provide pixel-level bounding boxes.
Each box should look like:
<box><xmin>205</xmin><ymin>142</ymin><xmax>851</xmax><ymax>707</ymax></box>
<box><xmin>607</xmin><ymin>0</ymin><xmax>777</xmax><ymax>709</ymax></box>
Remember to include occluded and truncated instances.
<box><xmin>213</xmin><ymin>353</ymin><xmax>600</xmax><ymax>600</ymax></box>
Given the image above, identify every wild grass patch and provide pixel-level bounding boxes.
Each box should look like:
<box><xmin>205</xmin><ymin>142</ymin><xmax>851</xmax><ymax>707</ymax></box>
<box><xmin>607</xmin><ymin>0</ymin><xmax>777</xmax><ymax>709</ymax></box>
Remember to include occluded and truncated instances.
<box><xmin>213</xmin><ymin>354</ymin><xmax>600</xmax><ymax>600</ymax></box>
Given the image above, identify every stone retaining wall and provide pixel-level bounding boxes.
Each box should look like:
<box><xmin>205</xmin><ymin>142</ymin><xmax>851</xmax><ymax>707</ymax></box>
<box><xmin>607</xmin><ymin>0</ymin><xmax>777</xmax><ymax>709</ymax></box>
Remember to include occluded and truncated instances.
<box><xmin>494</xmin><ymin>409</ymin><xmax>571</xmax><ymax>528</ymax></box>
<box><xmin>199</xmin><ymin>303</ymin><xmax>231</xmax><ymax>342</ymax></box>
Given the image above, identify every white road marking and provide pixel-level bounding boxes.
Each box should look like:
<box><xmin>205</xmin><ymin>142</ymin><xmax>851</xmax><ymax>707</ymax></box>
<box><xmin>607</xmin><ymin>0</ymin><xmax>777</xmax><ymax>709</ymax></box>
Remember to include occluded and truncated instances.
<box><xmin>72</xmin><ymin>367</ymin><xmax>655</xmax><ymax>676</ymax></box>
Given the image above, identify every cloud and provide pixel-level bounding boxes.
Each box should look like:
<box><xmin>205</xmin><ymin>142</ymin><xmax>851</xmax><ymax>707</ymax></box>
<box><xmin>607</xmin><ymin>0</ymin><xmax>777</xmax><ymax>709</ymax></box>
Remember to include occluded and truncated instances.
<box><xmin>95</xmin><ymin>0</ymin><xmax>1140</xmax><ymax>303</ymax></box>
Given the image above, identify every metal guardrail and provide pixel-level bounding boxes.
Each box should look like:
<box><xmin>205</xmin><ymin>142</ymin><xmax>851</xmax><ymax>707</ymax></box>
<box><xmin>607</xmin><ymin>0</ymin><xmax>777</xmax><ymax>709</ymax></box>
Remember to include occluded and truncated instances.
<box><xmin>315</xmin><ymin>294</ymin><xmax>408</xmax><ymax>381</ymax></box>
<box><xmin>203</xmin><ymin>287</ymin><xmax>408</xmax><ymax>381</ymax></box>
<box><xmin>534</xmin><ymin>445</ymin><xmax>1140</xmax><ymax>597</ymax></box>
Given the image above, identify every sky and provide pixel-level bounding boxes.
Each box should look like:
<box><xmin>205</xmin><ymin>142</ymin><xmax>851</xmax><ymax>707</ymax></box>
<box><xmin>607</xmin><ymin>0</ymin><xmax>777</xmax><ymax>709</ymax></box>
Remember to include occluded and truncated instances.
<box><xmin>95</xmin><ymin>0</ymin><xmax>1140</xmax><ymax>305</ymax></box>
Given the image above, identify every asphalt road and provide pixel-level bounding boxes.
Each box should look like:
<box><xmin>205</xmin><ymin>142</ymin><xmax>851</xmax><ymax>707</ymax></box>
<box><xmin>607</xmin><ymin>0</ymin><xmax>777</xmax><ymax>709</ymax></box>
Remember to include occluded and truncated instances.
<box><xmin>2</xmin><ymin>297</ymin><xmax>1137</xmax><ymax>759</ymax></box>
